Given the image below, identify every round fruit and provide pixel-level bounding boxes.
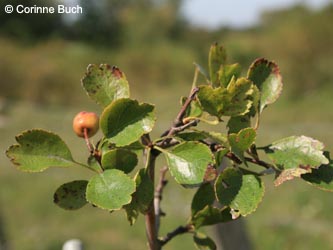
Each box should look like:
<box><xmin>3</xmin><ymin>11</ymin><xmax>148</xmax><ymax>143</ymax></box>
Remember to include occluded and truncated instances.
<box><xmin>73</xmin><ymin>111</ymin><xmax>99</xmax><ymax>138</ymax></box>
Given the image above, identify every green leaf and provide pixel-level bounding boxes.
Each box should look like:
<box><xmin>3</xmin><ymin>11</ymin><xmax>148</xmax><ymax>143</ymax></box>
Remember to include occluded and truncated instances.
<box><xmin>209</xmin><ymin>43</ymin><xmax>227</xmax><ymax>87</ymax></box>
<box><xmin>218</xmin><ymin>63</ymin><xmax>242</xmax><ymax>88</ymax></box>
<box><xmin>86</xmin><ymin>169</ymin><xmax>136</xmax><ymax>210</ymax></box>
<box><xmin>193</xmin><ymin>232</ymin><xmax>217</xmax><ymax>250</ymax></box>
<box><xmin>302</xmin><ymin>153</ymin><xmax>333</xmax><ymax>192</ymax></box>
<box><xmin>228</xmin><ymin>128</ymin><xmax>256</xmax><ymax>161</ymax></box>
<box><xmin>198</xmin><ymin>78</ymin><xmax>255</xmax><ymax>118</ymax></box>
<box><xmin>100</xmin><ymin>98</ymin><xmax>156</xmax><ymax>146</ymax></box>
<box><xmin>82</xmin><ymin>64</ymin><xmax>130</xmax><ymax>107</ymax></box>
<box><xmin>6</xmin><ymin>129</ymin><xmax>76</xmax><ymax>172</ymax></box>
<box><xmin>124</xmin><ymin>168</ymin><xmax>154</xmax><ymax>225</ymax></box>
<box><xmin>265</xmin><ymin>136</ymin><xmax>329</xmax><ymax>180</ymax></box>
<box><xmin>159</xmin><ymin>142</ymin><xmax>214</xmax><ymax>187</ymax></box>
<box><xmin>101</xmin><ymin>149</ymin><xmax>138</xmax><ymax>173</ymax></box>
<box><xmin>124</xmin><ymin>205</ymin><xmax>139</xmax><ymax>226</ymax></box>
<box><xmin>215</xmin><ymin>168</ymin><xmax>264</xmax><ymax>216</ymax></box>
<box><xmin>192</xmin><ymin>206</ymin><xmax>232</xmax><ymax>229</ymax></box>
<box><xmin>54</xmin><ymin>180</ymin><xmax>88</xmax><ymax>210</ymax></box>
<box><xmin>227</xmin><ymin>116</ymin><xmax>251</xmax><ymax>134</ymax></box>
<box><xmin>177</xmin><ymin>131</ymin><xmax>209</xmax><ymax>142</ymax></box>
<box><xmin>191</xmin><ymin>183</ymin><xmax>215</xmax><ymax>217</ymax></box>
<box><xmin>197</xmin><ymin>85</ymin><xmax>226</xmax><ymax>118</ymax></box>
<box><xmin>132</xmin><ymin>169</ymin><xmax>154</xmax><ymax>212</ymax></box>
<box><xmin>222</xmin><ymin>77</ymin><xmax>255</xmax><ymax>117</ymax></box>
<box><xmin>215</xmin><ymin>148</ymin><xmax>229</xmax><ymax>167</ymax></box>
<box><xmin>247</xmin><ymin>58</ymin><xmax>283</xmax><ymax>113</ymax></box>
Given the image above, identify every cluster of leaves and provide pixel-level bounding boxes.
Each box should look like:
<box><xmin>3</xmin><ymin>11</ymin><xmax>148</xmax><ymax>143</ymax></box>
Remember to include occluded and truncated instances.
<box><xmin>6</xmin><ymin>43</ymin><xmax>333</xmax><ymax>249</ymax></box>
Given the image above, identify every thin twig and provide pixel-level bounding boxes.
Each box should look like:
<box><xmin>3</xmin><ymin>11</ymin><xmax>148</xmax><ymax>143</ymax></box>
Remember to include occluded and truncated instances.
<box><xmin>159</xmin><ymin>119</ymin><xmax>199</xmax><ymax>147</ymax></box>
<box><xmin>161</xmin><ymin>87</ymin><xmax>199</xmax><ymax>138</ymax></box>
<box><xmin>244</xmin><ymin>156</ymin><xmax>274</xmax><ymax>169</ymax></box>
<box><xmin>159</xmin><ymin>224</ymin><xmax>193</xmax><ymax>246</ymax></box>
<box><xmin>154</xmin><ymin>166</ymin><xmax>169</xmax><ymax>234</ymax></box>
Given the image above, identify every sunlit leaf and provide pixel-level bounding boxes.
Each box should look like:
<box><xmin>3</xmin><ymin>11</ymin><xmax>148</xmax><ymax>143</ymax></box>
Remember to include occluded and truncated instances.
<box><xmin>6</xmin><ymin>129</ymin><xmax>76</xmax><ymax>172</ymax></box>
<box><xmin>86</xmin><ymin>169</ymin><xmax>136</xmax><ymax>210</ymax></box>
<box><xmin>265</xmin><ymin>136</ymin><xmax>329</xmax><ymax>170</ymax></box>
<box><xmin>218</xmin><ymin>63</ymin><xmax>242</xmax><ymax>88</ymax></box>
<box><xmin>228</xmin><ymin>128</ymin><xmax>256</xmax><ymax>161</ymax></box>
<box><xmin>215</xmin><ymin>168</ymin><xmax>264</xmax><ymax>216</ymax></box>
<box><xmin>247</xmin><ymin>58</ymin><xmax>283</xmax><ymax>113</ymax></box>
<box><xmin>209</xmin><ymin>43</ymin><xmax>227</xmax><ymax>87</ymax></box>
<box><xmin>222</xmin><ymin>77</ymin><xmax>255</xmax><ymax>117</ymax></box>
<box><xmin>100</xmin><ymin>98</ymin><xmax>156</xmax><ymax>146</ymax></box>
<box><xmin>197</xmin><ymin>85</ymin><xmax>226</xmax><ymax>118</ymax></box>
<box><xmin>159</xmin><ymin>142</ymin><xmax>214</xmax><ymax>187</ymax></box>
<box><xmin>82</xmin><ymin>64</ymin><xmax>130</xmax><ymax>107</ymax></box>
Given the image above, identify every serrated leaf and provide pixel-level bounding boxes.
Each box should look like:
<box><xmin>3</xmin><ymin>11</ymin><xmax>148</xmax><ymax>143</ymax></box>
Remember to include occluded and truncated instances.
<box><xmin>228</xmin><ymin>128</ymin><xmax>256</xmax><ymax>161</ymax></box>
<box><xmin>215</xmin><ymin>168</ymin><xmax>264</xmax><ymax>216</ymax></box>
<box><xmin>218</xmin><ymin>63</ymin><xmax>242</xmax><ymax>88</ymax></box>
<box><xmin>222</xmin><ymin>77</ymin><xmax>255</xmax><ymax>117</ymax></box>
<box><xmin>209</xmin><ymin>43</ymin><xmax>227</xmax><ymax>87</ymax></box>
<box><xmin>191</xmin><ymin>183</ymin><xmax>215</xmax><ymax>217</ymax></box>
<box><xmin>302</xmin><ymin>153</ymin><xmax>333</xmax><ymax>192</ymax></box>
<box><xmin>100</xmin><ymin>98</ymin><xmax>155</xmax><ymax>146</ymax></box>
<box><xmin>274</xmin><ymin>168</ymin><xmax>310</xmax><ymax>186</ymax></box>
<box><xmin>101</xmin><ymin>149</ymin><xmax>138</xmax><ymax>173</ymax></box>
<box><xmin>198</xmin><ymin>77</ymin><xmax>255</xmax><ymax>118</ymax></box>
<box><xmin>82</xmin><ymin>64</ymin><xmax>130</xmax><ymax>107</ymax></box>
<box><xmin>159</xmin><ymin>142</ymin><xmax>214</xmax><ymax>187</ymax></box>
<box><xmin>192</xmin><ymin>206</ymin><xmax>232</xmax><ymax>229</ymax></box>
<box><xmin>265</xmin><ymin>136</ymin><xmax>329</xmax><ymax>171</ymax></box>
<box><xmin>54</xmin><ymin>180</ymin><xmax>88</xmax><ymax>210</ymax></box>
<box><xmin>193</xmin><ymin>232</ymin><xmax>217</xmax><ymax>250</ymax></box>
<box><xmin>6</xmin><ymin>129</ymin><xmax>76</xmax><ymax>172</ymax></box>
<box><xmin>247</xmin><ymin>58</ymin><xmax>283</xmax><ymax>113</ymax></box>
<box><xmin>197</xmin><ymin>85</ymin><xmax>226</xmax><ymax>118</ymax></box>
<box><xmin>86</xmin><ymin>169</ymin><xmax>136</xmax><ymax>210</ymax></box>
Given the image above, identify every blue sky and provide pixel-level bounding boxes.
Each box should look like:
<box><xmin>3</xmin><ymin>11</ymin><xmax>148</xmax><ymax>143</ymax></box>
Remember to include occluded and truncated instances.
<box><xmin>181</xmin><ymin>0</ymin><xmax>331</xmax><ymax>29</ymax></box>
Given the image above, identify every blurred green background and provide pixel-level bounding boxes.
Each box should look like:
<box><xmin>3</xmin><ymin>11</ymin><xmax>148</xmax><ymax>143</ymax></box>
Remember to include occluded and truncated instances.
<box><xmin>1</xmin><ymin>0</ymin><xmax>333</xmax><ymax>249</ymax></box>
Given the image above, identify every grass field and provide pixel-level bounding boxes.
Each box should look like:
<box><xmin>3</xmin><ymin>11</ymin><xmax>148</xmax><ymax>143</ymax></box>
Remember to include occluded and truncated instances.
<box><xmin>1</xmin><ymin>85</ymin><xmax>333</xmax><ymax>250</ymax></box>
